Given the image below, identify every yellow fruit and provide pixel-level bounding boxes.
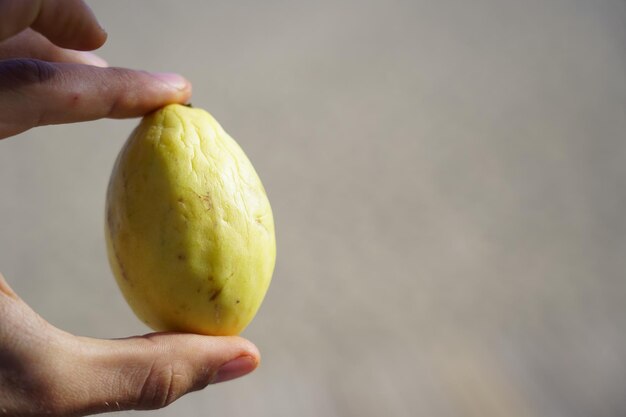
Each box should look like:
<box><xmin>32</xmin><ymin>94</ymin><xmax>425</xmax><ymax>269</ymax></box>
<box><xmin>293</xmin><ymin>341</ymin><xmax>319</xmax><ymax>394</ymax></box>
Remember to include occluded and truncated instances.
<box><xmin>105</xmin><ymin>104</ymin><xmax>275</xmax><ymax>335</ymax></box>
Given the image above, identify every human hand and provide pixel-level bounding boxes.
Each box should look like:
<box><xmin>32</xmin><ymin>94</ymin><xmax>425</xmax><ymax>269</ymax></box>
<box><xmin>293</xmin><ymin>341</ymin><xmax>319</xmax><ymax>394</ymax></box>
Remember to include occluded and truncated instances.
<box><xmin>0</xmin><ymin>0</ymin><xmax>191</xmax><ymax>139</ymax></box>
<box><xmin>0</xmin><ymin>1</ymin><xmax>260</xmax><ymax>415</ymax></box>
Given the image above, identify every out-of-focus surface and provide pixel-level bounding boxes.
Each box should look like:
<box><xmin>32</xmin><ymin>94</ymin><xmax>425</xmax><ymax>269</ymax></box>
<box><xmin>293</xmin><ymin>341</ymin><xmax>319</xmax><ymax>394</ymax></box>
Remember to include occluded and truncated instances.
<box><xmin>1</xmin><ymin>0</ymin><xmax>626</xmax><ymax>415</ymax></box>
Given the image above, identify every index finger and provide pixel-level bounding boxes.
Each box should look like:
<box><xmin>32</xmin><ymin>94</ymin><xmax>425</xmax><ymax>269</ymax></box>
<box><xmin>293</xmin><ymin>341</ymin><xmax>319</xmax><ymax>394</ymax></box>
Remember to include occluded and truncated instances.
<box><xmin>0</xmin><ymin>0</ymin><xmax>107</xmax><ymax>50</ymax></box>
<box><xmin>0</xmin><ymin>60</ymin><xmax>192</xmax><ymax>139</ymax></box>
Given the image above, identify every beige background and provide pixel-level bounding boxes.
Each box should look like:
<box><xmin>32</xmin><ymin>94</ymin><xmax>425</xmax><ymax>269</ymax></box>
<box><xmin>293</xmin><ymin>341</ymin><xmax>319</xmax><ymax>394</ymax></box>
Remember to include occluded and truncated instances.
<box><xmin>1</xmin><ymin>0</ymin><xmax>626</xmax><ymax>415</ymax></box>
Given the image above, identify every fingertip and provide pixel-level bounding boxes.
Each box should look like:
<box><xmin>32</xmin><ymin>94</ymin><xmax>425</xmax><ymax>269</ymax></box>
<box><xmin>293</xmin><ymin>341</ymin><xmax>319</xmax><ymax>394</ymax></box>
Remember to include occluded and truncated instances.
<box><xmin>98</xmin><ymin>25</ymin><xmax>108</xmax><ymax>44</ymax></box>
<box><xmin>146</xmin><ymin>71</ymin><xmax>193</xmax><ymax>107</ymax></box>
<box><xmin>76</xmin><ymin>26</ymin><xmax>107</xmax><ymax>51</ymax></box>
<box><xmin>74</xmin><ymin>3</ymin><xmax>108</xmax><ymax>51</ymax></box>
<box><xmin>150</xmin><ymin>72</ymin><xmax>192</xmax><ymax>92</ymax></box>
<box><xmin>238</xmin><ymin>337</ymin><xmax>261</xmax><ymax>363</ymax></box>
<box><xmin>27</xmin><ymin>0</ymin><xmax>108</xmax><ymax>51</ymax></box>
<box><xmin>212</xmin><ymin>355</ymin><xmax>258</xmax><ymax>384</ymax></box>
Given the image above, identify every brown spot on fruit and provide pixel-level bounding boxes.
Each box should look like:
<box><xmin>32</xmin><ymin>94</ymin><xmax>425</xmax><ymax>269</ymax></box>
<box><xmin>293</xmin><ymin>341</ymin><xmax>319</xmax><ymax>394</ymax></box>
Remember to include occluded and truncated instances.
<box><xmin>177</xmin><ymin>253</ymin><xmax>186</xmax><ymax>261</ymax></box>
<box><xmin>194</xmin><ymin>191</ymin><xmax>213</xmax><ymax>210</ymax></box>
<box><xmin>209</xmin><ymin>288</ymin><xmax>222</xmax><ymax>301</ymax></box>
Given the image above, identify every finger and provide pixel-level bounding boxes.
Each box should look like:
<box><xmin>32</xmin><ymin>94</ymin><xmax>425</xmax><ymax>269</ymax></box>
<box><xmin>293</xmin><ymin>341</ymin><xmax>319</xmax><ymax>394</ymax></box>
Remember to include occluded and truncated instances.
<box><xmin>0</xmin><ymin>29</ymin><xmax>108</xmax><ymax>66</ymax></box>
<box><xmin>0</xmin><ymin>59</ymin><xmax>191</xmax><ymax>139</ymax></box>
<box><xmin>55</xmin><ymin>333</ymin><xmax>260</xmax><ymax>413</ymax></box>
<box><xmin>0</xmin><ymin>272</ymin><xmax>259</xmax><ymax>415</ymax></box>
<box><xmin>0</xmin><ymin>0</ymin><xmax>107</xmax><ymax>50</ymax></box>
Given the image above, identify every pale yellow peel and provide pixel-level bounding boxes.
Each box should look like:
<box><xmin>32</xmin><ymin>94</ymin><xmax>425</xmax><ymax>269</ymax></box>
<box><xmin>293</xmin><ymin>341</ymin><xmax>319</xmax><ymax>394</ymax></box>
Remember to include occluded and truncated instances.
<box><xmin>105</xmin><ymin>104</ymin><xmax>275</xmax><ymax>335</ymax></box>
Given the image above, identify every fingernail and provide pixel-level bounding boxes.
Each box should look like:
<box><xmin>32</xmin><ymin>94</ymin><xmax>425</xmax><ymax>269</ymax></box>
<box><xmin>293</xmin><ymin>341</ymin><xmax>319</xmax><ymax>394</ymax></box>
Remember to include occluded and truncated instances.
<box><xmin>151</xmin><ymin>72</ymin><xmax>189</xmax><ymax>91</ymax></box>
<box><xmin>213</xmin><ymin>356</ymin><xmax>257</xmax><ymax>384</ymax></box>
<box><xmin>82</xmin><ymin>52</ymin><xmax>108</xmax><ymax>68</ymax></box>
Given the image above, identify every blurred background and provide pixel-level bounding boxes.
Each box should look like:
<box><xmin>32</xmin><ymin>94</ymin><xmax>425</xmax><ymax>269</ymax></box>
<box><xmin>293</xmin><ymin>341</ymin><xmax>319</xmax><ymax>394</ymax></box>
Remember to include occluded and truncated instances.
<box><xmin>1</xmin><ymin>0</ymin><xmax>626</xmax><ymax>415</ymax></box>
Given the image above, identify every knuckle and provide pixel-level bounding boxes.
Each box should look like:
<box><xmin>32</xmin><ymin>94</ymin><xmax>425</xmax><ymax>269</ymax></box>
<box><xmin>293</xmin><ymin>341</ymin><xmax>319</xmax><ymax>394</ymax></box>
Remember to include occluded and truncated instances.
<box><xmin>103</xmin><ymin>68</ymin><xmax>139</xmax><ymax>115</ymax></box>
<box><xmin>0</xmin><ymin>59</ymin><xmax>57</xmax><ymax>87</ymax></box>
<box><xmin>135</xmin><ymin>360</ymin><xmax>189</xmax><ymax>409</ymax></box>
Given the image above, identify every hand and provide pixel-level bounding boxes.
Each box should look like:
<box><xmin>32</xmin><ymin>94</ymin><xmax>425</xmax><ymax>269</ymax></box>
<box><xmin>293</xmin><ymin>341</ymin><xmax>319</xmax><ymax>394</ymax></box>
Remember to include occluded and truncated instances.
<box><xmin>0</xmin><ymin>1</ymin><xmax>260</xmax><ymax>415</ymax></box>
<box><xmin>0</xmin><ymin>0</ymin><xmax>191</xmax><ymax>139</ymax></box>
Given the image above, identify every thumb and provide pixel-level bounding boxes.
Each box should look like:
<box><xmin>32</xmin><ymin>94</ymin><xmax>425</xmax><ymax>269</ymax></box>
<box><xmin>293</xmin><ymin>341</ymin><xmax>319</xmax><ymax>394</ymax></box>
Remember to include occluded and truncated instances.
<box><xmin>0</xmin><ymin>271</ymin><xmax>259</xmax><ymax>415</ymax></box>
<box><xmin>58</xmin><ymin>332</ymin><xmax>260</xmax><ymax>414</ymax></box>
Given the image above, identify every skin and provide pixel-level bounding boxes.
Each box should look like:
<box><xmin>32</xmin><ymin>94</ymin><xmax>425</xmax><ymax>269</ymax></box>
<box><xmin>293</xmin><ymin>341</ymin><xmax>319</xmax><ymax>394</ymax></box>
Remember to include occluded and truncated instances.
<box><xmin>0</xmin><ymin>0</ymin><xmax>260</xmax><ymax>415</ymax></box>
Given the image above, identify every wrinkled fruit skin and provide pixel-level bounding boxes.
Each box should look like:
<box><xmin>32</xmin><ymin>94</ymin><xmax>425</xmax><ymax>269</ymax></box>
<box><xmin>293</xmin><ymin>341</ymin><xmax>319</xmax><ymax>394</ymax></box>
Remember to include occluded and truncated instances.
<box><xmin>105</xmin><ymin>104</ymin><xmax>275</xmax><ymax>335</ymax></box>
